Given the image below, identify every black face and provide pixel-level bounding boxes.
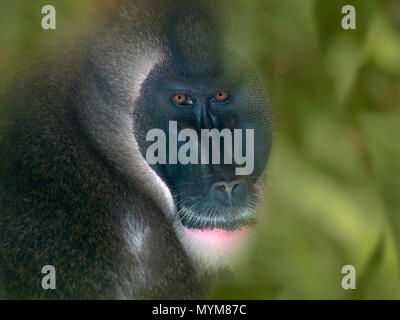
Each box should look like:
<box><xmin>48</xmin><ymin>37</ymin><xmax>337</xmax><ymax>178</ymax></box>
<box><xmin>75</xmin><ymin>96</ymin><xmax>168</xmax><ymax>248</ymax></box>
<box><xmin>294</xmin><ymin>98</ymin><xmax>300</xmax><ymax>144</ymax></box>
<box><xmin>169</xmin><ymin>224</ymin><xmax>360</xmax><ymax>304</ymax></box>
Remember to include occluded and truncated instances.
<box><xmin>134</xmin><ymin>60</ymin><xmax>272</xmax><ymax>231</ymax></box>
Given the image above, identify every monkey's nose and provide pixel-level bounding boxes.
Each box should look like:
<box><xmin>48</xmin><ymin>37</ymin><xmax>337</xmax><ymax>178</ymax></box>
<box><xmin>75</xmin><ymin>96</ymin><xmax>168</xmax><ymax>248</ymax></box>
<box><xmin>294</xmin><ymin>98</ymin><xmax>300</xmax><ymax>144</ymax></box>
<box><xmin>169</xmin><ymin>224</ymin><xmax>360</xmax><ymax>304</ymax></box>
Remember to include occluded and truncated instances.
<box><xmin>211</xmin><ymin>180</ymin><xmax>247</xmax><ymax>207</ymax></box>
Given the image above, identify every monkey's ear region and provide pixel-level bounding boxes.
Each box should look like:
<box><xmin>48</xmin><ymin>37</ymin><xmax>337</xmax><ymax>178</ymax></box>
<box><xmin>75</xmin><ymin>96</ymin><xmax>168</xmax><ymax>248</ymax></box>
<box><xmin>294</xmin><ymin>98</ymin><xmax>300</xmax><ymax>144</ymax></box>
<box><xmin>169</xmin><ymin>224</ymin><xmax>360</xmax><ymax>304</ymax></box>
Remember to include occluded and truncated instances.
<box><xmin>172</xmin><ymin>93</ymin><xmax>194</xmax><ymax>106</ymax></box>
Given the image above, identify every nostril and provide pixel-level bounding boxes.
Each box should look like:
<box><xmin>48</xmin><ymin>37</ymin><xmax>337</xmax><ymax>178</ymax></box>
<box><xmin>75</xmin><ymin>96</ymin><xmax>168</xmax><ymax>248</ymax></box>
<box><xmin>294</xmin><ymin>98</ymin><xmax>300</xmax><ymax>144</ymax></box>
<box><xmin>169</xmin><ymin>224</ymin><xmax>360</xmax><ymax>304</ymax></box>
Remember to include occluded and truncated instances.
<box><xmin>214</xmin><ymin>183</ymin><xmax>227</xmax><ymax>193</ymax></box>
<box><xmin>211</xmin><ymin>181</ymin><xmax>230</xmax><ymax>203</ymax></box>
<box><xmin>231</xmin><ymin>181</ymin><xmax>247</xmax><ymax>205</ymax></box>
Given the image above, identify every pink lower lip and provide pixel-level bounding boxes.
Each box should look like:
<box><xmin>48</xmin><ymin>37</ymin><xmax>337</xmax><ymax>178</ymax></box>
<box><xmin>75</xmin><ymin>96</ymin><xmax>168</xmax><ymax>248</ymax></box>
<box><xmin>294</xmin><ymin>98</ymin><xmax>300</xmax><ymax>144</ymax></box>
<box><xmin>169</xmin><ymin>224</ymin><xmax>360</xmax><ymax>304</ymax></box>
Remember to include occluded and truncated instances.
<box><xmin>183</xmin><ymin>226</ymin><xmax>253</xmax><ymax>247</ymax></box>
<box><xmin>184</xmin><ymin>227</ymin><xmax>250</xmax><ymax>238</ymax></box>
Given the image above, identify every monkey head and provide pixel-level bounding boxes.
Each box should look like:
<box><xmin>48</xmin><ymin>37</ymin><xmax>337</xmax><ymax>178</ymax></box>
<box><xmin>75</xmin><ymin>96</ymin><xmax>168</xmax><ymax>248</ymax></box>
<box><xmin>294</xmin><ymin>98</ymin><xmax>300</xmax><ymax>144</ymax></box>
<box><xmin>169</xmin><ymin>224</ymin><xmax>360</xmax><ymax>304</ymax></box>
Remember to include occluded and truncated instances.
<box><xmin>132</xmin><ymin>7</ymin><xmax>272</xmax><ymax>268</ymax></box>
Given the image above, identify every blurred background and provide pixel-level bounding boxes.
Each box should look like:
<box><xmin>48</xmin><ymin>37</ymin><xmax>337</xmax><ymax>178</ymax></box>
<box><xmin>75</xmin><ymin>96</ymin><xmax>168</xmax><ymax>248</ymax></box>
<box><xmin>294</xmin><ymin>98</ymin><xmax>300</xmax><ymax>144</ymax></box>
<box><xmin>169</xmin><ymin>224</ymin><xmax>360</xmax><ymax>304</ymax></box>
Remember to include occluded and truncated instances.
<box><xmin>1</xmin><ymin>0</ymin><xmax>399</xmax><ymax>299</ymax></box>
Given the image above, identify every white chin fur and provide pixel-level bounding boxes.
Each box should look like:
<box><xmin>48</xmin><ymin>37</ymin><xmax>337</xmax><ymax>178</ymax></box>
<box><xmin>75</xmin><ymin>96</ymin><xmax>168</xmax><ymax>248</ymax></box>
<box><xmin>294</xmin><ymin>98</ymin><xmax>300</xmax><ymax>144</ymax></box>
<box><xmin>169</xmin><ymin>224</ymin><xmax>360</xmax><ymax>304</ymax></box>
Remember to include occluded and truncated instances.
<box><xmin>173</xmin><ymin>217</ymin><xmax>254</xmax><ymax>272</ymax></box>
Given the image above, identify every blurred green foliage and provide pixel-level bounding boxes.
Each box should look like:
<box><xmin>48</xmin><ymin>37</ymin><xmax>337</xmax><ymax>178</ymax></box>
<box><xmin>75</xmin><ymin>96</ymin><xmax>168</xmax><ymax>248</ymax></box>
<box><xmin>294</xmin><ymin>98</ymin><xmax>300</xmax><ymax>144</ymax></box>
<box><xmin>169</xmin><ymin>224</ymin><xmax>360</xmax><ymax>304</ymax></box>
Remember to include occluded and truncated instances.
<box><xmin>1</xmin><ymin>0</ymin><xmax>399</xmax><ymax>299</ymax></box>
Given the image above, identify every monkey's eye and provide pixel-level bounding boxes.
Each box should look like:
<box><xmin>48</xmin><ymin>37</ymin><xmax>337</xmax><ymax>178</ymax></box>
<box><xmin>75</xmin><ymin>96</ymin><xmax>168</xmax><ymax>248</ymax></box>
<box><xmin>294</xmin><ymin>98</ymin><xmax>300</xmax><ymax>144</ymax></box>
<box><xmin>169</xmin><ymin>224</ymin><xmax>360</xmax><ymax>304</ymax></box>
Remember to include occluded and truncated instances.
<box><xmin>172</xmin><ymin>94</ymin><xmax>193</xmax><ymax>106</ymax></box>
<box><xmin>213</xmin><ymin>90</ymin><xmax>229</xmax><ymax>102</ymax></box>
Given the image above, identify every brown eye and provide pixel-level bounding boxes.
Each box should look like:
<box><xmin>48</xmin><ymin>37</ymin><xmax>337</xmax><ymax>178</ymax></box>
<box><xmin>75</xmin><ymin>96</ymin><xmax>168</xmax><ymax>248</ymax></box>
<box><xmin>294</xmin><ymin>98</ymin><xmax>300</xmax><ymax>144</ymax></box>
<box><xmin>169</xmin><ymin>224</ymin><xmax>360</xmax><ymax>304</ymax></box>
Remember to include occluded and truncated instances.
<box><xmin>214</xmin><ymin>90</ymin><xmax>229</xmax><ymax>102</ymax></box>
<box><xmin>172</xmin><ymin>94</ymin><xmax>192</xmax><ymax>105</ymax></box>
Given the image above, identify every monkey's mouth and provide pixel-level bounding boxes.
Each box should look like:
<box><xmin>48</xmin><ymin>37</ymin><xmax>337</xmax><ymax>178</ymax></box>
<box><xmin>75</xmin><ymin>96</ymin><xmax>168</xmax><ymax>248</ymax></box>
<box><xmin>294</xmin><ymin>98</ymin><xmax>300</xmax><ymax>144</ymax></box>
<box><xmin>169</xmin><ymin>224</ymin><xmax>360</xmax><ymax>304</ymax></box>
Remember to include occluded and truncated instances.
<box><xmin>173</xmin><ymin>190</ymin><xmax>260</xmax><ymax>266</ymax></box>
<box><xmin>176</xmin><ymin>203</ymin><xmax>256</xmax><ymax>254</ymax></box>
